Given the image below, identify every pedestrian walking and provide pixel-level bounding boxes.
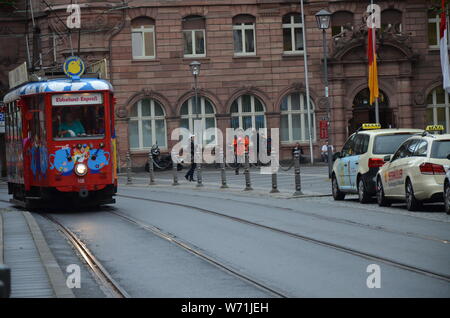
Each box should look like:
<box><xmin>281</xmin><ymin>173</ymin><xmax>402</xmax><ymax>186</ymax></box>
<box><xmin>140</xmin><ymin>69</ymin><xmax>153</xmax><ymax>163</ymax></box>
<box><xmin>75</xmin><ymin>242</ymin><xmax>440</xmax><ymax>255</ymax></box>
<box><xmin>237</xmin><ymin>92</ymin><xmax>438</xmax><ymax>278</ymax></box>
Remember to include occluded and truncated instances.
<box><xmin>321</xmin><ymin>141</ymin><xmax>334</xmax><ymax>163</ymax></box>
<box><xmin>185</xmin><ymin>135</ymin><xmax>196</xmax><ymax>182</ymax></box>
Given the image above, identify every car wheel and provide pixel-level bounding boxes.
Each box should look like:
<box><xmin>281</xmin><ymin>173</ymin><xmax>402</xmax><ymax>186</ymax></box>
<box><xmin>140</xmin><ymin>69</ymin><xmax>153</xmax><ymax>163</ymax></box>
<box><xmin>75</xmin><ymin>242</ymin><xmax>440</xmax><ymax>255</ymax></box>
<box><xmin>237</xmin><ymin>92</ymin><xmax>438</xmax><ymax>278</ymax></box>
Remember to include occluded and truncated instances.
<box><xmin>358</xmin><ymin>178</ymin><xmax>371</xmax><ymax>204</ymax></box>
<box><xmin>405</xmin><ymin>179</ymin><xmax>421</xmax><ymax>211</ymax></box>
<box><xmin>376</xmin><ymin>177</ymin><xmax>391</xmax><ymax>207</ymax></box>
<box><xmin>332</xmin><ymin>175</ymin><xmax>345</xmax><ymax>201</ymax></box>
<box><xmin>445</xmin><ymin>184</ymin><xmax>450</xmax><ymax>215</ymax></box>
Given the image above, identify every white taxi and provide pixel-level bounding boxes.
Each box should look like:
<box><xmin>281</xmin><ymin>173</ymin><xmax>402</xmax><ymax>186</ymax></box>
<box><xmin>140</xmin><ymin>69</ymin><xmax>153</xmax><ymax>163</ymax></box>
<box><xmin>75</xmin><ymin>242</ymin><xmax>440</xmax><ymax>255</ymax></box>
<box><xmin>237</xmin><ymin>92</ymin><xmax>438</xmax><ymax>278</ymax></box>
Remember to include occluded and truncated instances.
<box><xmin>332</xmin><ymin>124</ymin><xmax>423</xmax><ymax>203</ymax></box>
<box><xmin>376</xmin><ymin>127</ymin><xmax>450</xmax><ymax>211</ymax></box>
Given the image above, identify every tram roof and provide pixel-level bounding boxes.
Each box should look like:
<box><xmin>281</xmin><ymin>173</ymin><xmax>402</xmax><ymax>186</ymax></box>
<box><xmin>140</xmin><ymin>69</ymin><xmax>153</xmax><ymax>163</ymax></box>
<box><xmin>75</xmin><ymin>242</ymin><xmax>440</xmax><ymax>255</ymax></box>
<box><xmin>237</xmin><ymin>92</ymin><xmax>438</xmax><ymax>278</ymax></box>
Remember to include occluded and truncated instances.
<box><xmin>3</xmin><ymin>78</ymin><xmax>113</xmax><ymax>104</ymax></box>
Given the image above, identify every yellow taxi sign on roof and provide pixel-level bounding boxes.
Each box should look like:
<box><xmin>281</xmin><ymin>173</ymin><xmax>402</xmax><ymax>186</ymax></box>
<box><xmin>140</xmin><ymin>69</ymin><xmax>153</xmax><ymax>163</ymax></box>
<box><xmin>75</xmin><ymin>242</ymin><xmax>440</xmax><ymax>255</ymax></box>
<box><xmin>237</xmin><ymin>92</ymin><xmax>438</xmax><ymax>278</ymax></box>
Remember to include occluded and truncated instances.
<box><xmin>362</xmin><ymin>123</ymin><xmax>381</xmax><ymax>130</ymax></box>
<box><xmin>425</xmin><ymin>125</ymin><xmax>444</xmax><ymax>132</ymax></box>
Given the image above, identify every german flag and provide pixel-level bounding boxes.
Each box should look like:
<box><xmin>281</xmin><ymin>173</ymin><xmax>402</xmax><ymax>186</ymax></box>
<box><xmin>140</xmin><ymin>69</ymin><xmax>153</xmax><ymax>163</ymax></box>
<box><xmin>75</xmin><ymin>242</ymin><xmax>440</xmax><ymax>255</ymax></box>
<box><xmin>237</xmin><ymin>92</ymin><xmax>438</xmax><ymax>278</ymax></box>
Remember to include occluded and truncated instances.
<box><xmin>367</xmin><ymin>27</ymin><xmax>379</xmax><ymax>105</ymax></box>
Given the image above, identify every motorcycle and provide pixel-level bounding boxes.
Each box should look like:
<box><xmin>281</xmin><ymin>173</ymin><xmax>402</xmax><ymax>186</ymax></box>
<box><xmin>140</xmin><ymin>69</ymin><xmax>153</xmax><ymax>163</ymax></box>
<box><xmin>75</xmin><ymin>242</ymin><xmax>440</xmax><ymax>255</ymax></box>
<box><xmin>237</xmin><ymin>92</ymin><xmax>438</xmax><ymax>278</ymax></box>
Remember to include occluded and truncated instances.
<box><xmin>145</xmin><ymin>144</ymin><xmax>183</xmax><ymax>172</ymax></box>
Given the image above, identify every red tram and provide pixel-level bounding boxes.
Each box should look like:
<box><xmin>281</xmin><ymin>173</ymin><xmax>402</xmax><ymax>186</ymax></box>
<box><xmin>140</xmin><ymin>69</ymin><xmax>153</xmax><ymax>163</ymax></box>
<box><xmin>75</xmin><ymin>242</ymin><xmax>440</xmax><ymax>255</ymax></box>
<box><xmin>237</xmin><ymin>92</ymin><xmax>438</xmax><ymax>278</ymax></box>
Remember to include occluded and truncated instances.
<box><xmin>2</xmin><ymin>77</ymin><xmax>117</xmax><ymax>209</ymax></box>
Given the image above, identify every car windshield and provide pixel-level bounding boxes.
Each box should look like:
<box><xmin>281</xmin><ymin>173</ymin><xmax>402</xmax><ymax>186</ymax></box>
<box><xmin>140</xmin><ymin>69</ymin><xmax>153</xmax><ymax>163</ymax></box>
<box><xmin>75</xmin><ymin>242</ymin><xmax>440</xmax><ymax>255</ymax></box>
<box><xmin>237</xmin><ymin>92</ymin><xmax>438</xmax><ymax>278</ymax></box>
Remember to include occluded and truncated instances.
<box><xmin>53</xmin><ymin>105</ymin><xmax>105</xmax><ymax>140</ymax></box>
<box><xmin>373</xmin><ymin>134</ymin><xmax>416</xmax><ymax>154</ymax></box>
<box><xmin>430</xmin><ymin>140</ymin><xmax>450</xmax><ymax>159</ymax></box>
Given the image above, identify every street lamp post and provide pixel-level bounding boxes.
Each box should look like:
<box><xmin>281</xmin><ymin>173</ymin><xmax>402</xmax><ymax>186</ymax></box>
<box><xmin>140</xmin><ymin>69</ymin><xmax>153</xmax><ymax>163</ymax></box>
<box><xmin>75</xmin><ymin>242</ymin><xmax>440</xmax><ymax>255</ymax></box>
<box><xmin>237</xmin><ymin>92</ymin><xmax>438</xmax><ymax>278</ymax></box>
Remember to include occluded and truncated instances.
<box><xmin>315</xmin><ymin>9</ymin><xmax>333</xmax><ymax>179</ymax></box>
<box><xmin>189</xmin><ymin>61</ymin><xmax>203</xmax><ymax>186</ymax></box>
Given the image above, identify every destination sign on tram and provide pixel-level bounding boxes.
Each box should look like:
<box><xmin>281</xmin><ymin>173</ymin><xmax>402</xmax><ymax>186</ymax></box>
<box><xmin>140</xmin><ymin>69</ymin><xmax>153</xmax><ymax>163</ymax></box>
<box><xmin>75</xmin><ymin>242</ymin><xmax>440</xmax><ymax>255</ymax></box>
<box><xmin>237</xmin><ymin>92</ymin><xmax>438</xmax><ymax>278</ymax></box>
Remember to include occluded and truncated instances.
<box><xmin>52</xmin><ymin>93</ymin><xmax>103</xmax><ymax>106</ymax></box>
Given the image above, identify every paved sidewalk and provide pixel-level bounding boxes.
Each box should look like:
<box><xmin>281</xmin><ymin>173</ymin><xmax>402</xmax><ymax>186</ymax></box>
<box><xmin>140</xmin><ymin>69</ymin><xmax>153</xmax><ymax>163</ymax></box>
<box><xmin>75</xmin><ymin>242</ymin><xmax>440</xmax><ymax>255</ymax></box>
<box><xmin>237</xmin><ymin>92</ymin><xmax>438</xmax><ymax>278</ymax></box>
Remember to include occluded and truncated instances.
<box><xmin>119</xmin><ymin>164</ymin><xmax>332</xmax><ymax>198</ymax></box>
<box><xmin>0</xmin><ymin>209</ymin><xmax>74</xmax><ymax>298</ymax></box>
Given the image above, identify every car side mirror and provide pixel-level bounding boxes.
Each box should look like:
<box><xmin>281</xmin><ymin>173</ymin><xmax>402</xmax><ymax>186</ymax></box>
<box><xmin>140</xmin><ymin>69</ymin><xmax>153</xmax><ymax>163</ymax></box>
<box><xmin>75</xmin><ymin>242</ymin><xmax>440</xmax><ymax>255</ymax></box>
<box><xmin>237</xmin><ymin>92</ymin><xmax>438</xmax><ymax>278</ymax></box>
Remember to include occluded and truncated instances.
<box><xmin>384</xmin><ymin>155</ymin><xmax>391</xmax><ymax>162</ymax></box>
<box><xmin>333</xmin><ymin>152</ymin><xmax>341</xmax><ymax>161</ymax></box>
<box><xmin>447</xmin><ymin>154</ymin><xmax>450</xmax><ymax>160</ymax></box>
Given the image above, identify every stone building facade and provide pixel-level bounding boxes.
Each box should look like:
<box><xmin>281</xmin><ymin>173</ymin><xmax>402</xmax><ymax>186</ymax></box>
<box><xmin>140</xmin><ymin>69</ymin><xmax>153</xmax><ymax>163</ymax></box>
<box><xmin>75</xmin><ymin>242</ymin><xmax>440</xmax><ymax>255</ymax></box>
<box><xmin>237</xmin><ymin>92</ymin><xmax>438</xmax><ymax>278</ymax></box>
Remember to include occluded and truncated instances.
<box><xmin>0</xmin><ymin>0</ymin><xmax>445</xmax><ymax>168</ymax></box>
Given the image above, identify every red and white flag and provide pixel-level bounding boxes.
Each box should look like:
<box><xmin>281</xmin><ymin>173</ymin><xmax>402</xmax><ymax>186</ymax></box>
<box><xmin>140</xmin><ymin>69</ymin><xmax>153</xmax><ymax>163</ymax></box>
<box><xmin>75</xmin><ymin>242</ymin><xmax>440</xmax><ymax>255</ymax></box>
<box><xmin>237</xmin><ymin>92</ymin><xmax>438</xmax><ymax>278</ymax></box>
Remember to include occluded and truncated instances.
<box><xmin>440</xmin><ymin>0</ymin><xmax>450</xmax><ymax>92</ymax></box>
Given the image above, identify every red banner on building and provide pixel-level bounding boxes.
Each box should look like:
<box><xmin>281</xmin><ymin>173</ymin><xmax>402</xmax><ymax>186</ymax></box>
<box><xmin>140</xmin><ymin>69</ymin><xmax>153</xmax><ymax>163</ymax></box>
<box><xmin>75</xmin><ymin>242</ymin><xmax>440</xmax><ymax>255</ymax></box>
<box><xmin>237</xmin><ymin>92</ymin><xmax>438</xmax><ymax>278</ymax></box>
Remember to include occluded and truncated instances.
<box><xmin>320</xmin><ymin>120</ymin><xmax>328</xmax><ymax>139</ymax></box>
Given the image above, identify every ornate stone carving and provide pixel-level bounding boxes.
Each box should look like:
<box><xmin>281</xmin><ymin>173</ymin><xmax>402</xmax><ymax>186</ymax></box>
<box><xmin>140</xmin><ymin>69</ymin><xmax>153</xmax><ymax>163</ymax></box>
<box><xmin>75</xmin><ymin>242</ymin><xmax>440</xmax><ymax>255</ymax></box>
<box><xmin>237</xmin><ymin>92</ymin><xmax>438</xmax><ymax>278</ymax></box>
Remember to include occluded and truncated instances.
<box><xmin>414</xmin><ymin>92</ymin><xmax>425</xmax><ymax>106</ymax></box>
<box><xmin>291</xmin><ymin>82</ymin><xmax>305</xmax><ymax>92</ymax></box>
<box><xmin>331</xmin><ymin>13</ymin><xmax>412</xmax><ymax>59</ymax></box>
<box><xmin>318</xmin><ymin>97</ymin><xmax>329</xmax><ymax>110</ymax></box>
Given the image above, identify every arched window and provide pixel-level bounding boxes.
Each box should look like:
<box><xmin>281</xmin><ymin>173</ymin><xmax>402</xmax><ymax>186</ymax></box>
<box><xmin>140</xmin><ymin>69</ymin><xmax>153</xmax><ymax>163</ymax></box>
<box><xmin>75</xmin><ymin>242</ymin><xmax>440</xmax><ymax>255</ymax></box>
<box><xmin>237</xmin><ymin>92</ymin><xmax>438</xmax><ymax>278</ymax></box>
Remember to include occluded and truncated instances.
<box><xmin>280</xmin><ymin>93</ymin><xmax>315</xmax><ymax>143</ymax></box>
<box><xmin>230</xmin><ymin>95</ymin><xmax>266</xmax><ymax>130</ymax></box>
<box><xmin>282</xmin><ymin>13</ymin><xmax>303</xmax><ymax>54</ymax></box>
<box><xmin>129</xmin><ymin>99</ymin><xmax>166</xmax><ymax>149</ymax></box>
<box><xmin>180</xmin><ymin>96</ymin><xmax>216</xmax><ymax>132</ymax></box>
<box><xmin>182</xmin><ymin>15</ymin><xmax>206</xmax><ymax>57</ymax></box>
<box><xmin>381</xmin><ymin>9</ymin><xmax>402</xmax><ymax>34</ymax></box>
<box><xmin>426</xmin><ymin>87</ymin><xmax>450</xmax><ymax>133</ymax></box>
<box><xmin>131</xmin><ymin>17</ymin><xmax>156</xmax><ymax>59</ymax></box>
<box><xmin>233</xmin><ymin>14</ymin><xmax>256</xmax><ymax>56</ymax></box>
<box><xmin>331</xmin><ymin>11</ymin><xmax>353</xmax><ymax>37</ymax></box>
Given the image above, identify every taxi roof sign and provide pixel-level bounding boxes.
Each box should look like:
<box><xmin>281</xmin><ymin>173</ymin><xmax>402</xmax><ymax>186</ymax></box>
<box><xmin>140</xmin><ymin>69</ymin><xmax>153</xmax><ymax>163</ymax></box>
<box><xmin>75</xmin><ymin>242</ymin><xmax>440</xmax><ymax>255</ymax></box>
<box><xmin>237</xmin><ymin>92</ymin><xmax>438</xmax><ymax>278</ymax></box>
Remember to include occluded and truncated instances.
<box><xmin>362</xmin><ymin>123</ymin><xmax>381</xmax><ymax>130</ymax></box>
<box><xmin>425</xmin><ymin>125</ymin><xmax>444</xmax><ymax>132</ymax></box>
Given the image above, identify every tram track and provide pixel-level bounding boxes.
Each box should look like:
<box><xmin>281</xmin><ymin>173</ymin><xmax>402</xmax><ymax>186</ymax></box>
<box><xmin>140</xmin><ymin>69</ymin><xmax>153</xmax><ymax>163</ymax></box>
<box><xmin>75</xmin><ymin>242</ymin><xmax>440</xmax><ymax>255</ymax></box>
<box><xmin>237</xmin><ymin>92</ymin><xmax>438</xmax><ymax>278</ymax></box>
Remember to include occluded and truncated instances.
<box><xmin>120</xmin><ymin>187</ymin><xmax>450</xmax><ymax>245</ymax></box>
<box><xmin>0</xmin><ymin>197</ymin><xmax>129</xmax><ymax>298</ymax></box>
<box><xmin>116</xmin><ymin>193</ymin><xmax>450</xmax><ymax>283</ymax></box>
<box><xmin>0</xmin><ymin>196</ymin><xmax>286</xmax><ymax>297</ymax></box>
<box><xmin>108</xmin><ymin>209</ymin><xmax>288</xmax><ymax>298</ymax></box>
<box><xmin>40</xmin><ymin>214</ymin><xmax>130</xmax><ymax>298</ymax></box>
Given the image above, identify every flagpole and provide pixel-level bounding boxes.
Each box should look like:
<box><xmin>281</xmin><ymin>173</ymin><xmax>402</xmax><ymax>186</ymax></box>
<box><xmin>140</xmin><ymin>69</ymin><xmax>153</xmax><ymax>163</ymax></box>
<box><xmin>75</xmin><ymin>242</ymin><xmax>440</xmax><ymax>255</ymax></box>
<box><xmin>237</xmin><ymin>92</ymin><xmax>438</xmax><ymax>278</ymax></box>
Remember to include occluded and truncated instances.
<box><xmin>371</xmin><ymin>0</ymin><xmax>380</xmax><ymax>124</ymax></box>
<box><xmin>300</xmin><ymin>0</ymin><xmax>314</xmax><ymax>164</ymax></box>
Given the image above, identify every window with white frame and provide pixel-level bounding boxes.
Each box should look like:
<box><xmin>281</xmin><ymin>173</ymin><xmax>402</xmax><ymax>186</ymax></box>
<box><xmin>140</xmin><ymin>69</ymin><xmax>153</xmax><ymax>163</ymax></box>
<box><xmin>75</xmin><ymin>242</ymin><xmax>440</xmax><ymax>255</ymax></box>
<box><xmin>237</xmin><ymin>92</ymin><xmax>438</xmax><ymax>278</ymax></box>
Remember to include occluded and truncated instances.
<box><xmin>230</xmin><ymin>95</ymin><xmax>266</xmax><ymax>130</ymax></box>
<box><xmin>180</xmin><ymin>96</ymin><xmax>216</xmax><ymax>143</ymax></box>
<box><xmin>129</xmin><ymin>99</ymin><xmax>167</xmax><ymax>150</ymax></box>
<box><xmin>233</xmin><ymin>15</ymin><xmax>256</xmax><ymax>56</ymax></box>
<box><xmin>183</xmin><ymin>15</ymin><xmax>206</xmax><ymax>57</ymax></box>
<box><xmin>283</xmin><ymin>13</ymin><xmax>304</xmax><ymax>54</ymax></box>
<box><xmin>428</xmin><ymin>8</ymin><xmax>450</xmax><ymax>48</ymax></box>
<box><xmin>280</xmin><ymin>93</ymin><xmax>316</xmax><ymax>143</ymax></box>
<box><xmin>426</xmin><ymin>87</ymin><xmax>450</xmax><ymax>134</ymax></box>
<box><xmin>131</xmin><ymin>17</ymin><xmax>156</xmax><ymax>59</ymax></box>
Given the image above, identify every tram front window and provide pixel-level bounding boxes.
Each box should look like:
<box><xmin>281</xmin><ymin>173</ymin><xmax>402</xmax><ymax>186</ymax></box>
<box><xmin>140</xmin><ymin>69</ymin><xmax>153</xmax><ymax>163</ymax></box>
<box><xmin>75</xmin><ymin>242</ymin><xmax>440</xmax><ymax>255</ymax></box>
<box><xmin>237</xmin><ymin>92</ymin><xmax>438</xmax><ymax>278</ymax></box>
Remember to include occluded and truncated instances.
<box><xmin>53</xmin><ymin>105</ymin><xmax>105</xmax><ymax>140</ymax></box>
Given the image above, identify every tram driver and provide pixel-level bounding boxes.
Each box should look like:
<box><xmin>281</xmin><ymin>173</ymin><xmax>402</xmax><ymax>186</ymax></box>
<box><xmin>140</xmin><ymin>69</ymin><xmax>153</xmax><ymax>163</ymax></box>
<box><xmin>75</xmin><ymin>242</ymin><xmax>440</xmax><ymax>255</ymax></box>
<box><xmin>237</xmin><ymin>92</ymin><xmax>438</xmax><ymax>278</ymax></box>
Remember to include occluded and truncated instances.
<box><xmin>58</xmin><ymin>111</ymin><xmax>86</xmax><ymax>138</ymax></box>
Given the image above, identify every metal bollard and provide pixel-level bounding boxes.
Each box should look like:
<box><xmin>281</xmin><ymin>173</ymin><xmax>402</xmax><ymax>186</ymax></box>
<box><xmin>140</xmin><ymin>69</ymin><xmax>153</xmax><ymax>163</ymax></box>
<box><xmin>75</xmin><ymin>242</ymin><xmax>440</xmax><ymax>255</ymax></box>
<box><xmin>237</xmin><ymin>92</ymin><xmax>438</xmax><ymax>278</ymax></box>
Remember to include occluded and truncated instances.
<box><xmin>196</xmin><ymin>147</ymin><xmax>203</xmax><ymax>187</ymax></box>
<box><xmin>244</xmin><ymin>151</ymin><xmax>253</xmax><ymax>191</ymax></box>
<box><xmin>0</xmin><ymin>264</ymin><xmax>11</xmax><ymax>298</ymax></box>
<box><xmin>126</xmin><ymin>151</ymin><xmax>132</xmax><ymax>185</ymax></box>
<box><xmin>270</xmin><ymin>148</ymin><xmax>279</xmax><ymax>193</ymax></box>
<box><xmin>293</xmin><ymin>151</ymin><xmax>303</xmax><ymax>196</ymax></box>
<box><xmin>220</xmin><ymin>148</ymin><xmax>228</xmax><ymax>188</ymax></box>
<box><xmin>148</xmin><ymin>150</ymin><xmax>155</xmax><ymax>185</ymax></box>
<box><xmin>172</xmin><ymin>152</ymin><xmax>179</xmax><ymax>186</ymax></box>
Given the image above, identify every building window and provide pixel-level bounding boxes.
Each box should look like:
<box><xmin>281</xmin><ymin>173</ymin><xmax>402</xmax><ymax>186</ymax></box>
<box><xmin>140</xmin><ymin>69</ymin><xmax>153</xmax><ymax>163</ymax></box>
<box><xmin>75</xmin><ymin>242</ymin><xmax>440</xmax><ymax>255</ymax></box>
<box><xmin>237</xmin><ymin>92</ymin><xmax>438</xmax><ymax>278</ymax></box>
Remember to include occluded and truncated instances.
<box><xmin>428</xmin><ymin>9</ymin><xmax>450</xmax><ymax>48</ymax></box>
<box><xmin>180</xmin><ymin>96</ymin><xmax>216</xmax><ymax>143</ymax></box>
<box><xmin>282</xmin><ymin>13</ymin><xmax>303</xmax><ymax>54</ymax></box>
<box><xmin>280</xmin><ymin>93</ymin><xmax>315</xmax><ymax>143</ymax></box>
<box><xmin>129</xmin><ymin>99</ymin><xmax>166</xmax><ymax>149</ymax></box>
<box><xmin>182</xmin><ymin>15</ymin><xmax>206</xmax><ymax>57</ymax></box>
<box><xmin>230</xmin><ymin>95</ymin><xmax>266</xmax><ymax>130</ymax></box>
<box><xmin>381</xmin><ymin>9</ymin><xmax>402</xmax><ymax>34</ymax></box>
<box><xmin>131</xmin><ymin>17</ymin><xmax>156</xmax><ymax>59</ymax></box>
<box><xmin>331</xmin><ymin>11</ymin><xmax>354</xmax><ymax>37</ymax></box>
<box><xmin>426</xmin><ymin>87</ymin><xmax>450</xmax><ymax>134</ymax></box>
<box><xmin>233</xmin><ymin>15</ymin><xmax>256</xmax><ymax>56</ymax></box>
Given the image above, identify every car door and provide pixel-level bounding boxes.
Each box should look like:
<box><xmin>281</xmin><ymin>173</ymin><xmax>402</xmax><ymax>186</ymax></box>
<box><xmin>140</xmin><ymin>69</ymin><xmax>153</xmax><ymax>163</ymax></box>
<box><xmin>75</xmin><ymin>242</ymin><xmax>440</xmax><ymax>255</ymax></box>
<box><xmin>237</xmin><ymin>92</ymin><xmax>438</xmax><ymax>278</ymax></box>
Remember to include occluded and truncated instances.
<box><xmin>384</xmin><ymin>140</ymin><xmax>417</xmax><ymax>196</ymax></box>
<box><xmin>348</xmin><ymin>134</ymin><xmax>368</xmax><ymax>191</ymax></box>
<box><xmin>338</xmin><ymin>135</ymin><xmax>356</xmax><ymax>190</ymax></box>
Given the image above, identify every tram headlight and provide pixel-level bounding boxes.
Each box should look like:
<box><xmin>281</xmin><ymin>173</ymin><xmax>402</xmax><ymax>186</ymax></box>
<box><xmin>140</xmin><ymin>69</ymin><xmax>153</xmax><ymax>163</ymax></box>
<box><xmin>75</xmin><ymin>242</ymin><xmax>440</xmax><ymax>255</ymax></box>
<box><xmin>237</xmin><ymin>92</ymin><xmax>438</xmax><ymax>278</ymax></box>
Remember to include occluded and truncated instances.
<box><xmin>75</xmin><ymin>163</ymin><xmax>88</xmax><ymax>176</ymax></box>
